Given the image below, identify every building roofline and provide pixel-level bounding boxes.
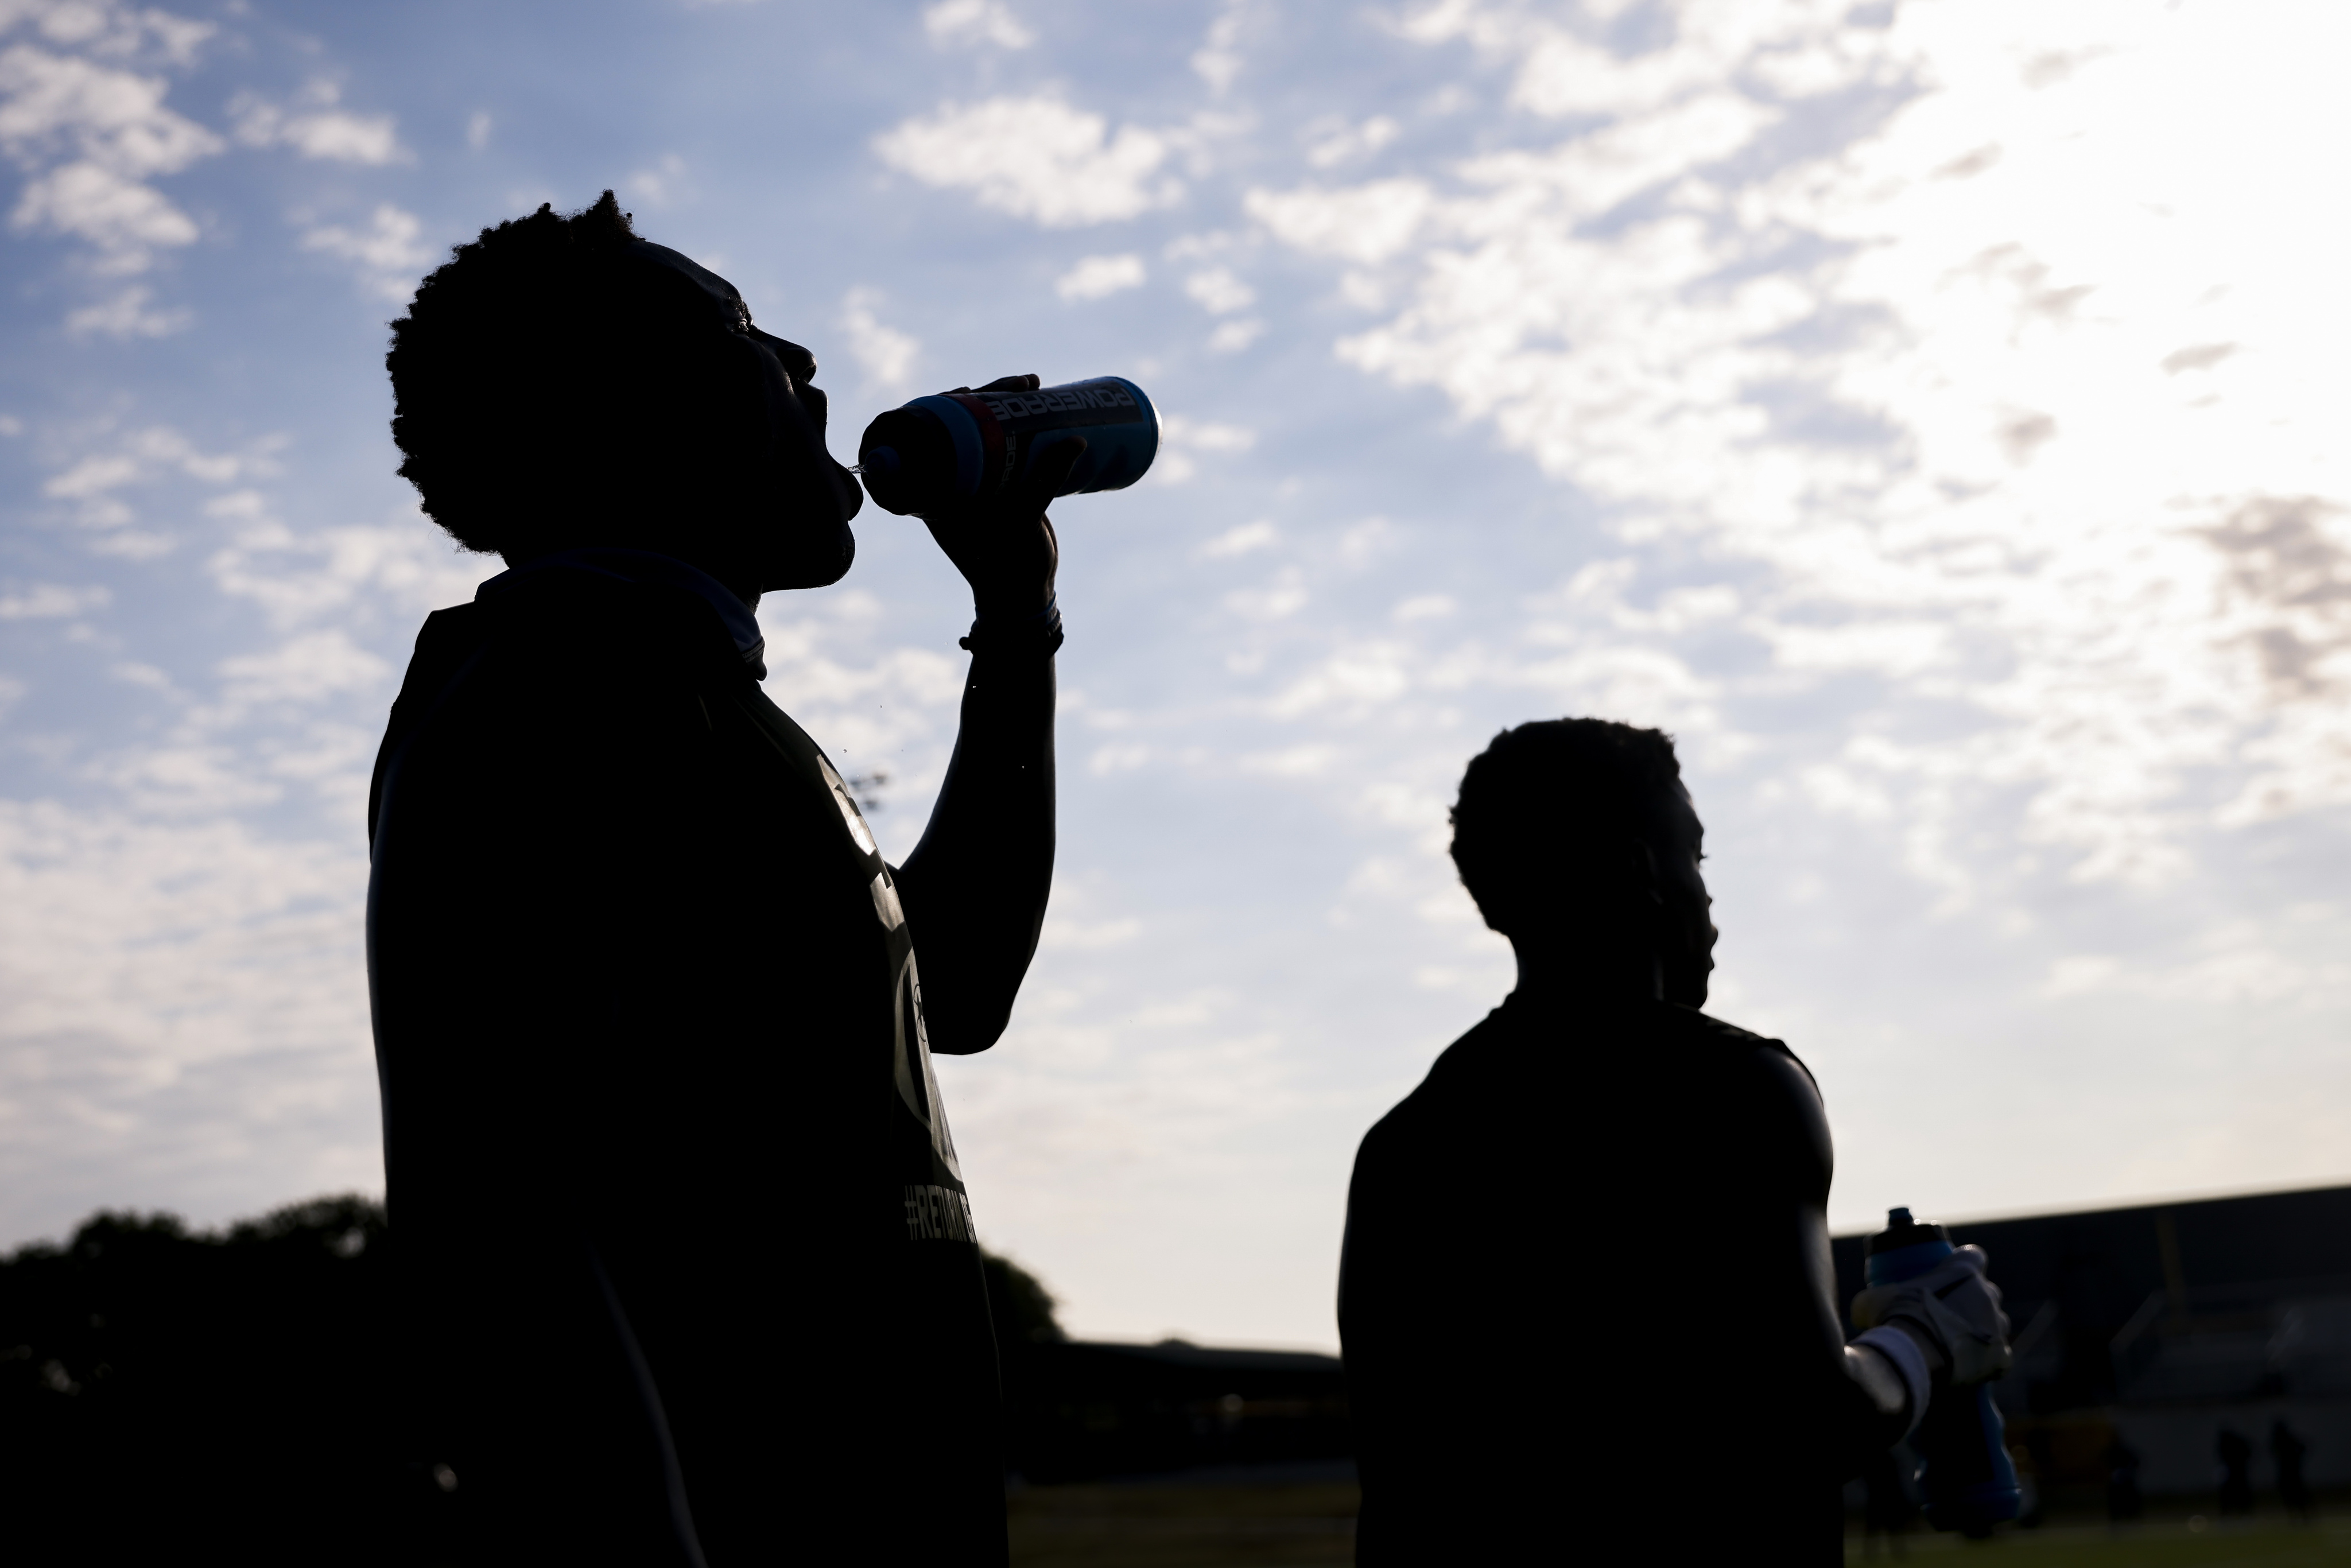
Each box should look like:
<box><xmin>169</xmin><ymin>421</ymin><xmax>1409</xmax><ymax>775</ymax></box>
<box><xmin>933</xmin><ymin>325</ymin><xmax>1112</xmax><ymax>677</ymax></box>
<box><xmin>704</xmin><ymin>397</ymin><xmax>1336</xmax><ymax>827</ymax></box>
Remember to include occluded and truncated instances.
<box><xmin>1832</xmin><ymin>1174</ymin><xmax>2351</xmax><ymax>1240</ymax></box>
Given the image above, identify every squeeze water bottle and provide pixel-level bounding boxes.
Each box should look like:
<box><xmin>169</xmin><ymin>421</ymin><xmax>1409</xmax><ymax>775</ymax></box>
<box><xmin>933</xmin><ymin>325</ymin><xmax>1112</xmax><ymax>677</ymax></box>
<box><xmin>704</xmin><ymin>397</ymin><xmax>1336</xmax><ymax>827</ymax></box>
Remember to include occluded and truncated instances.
<box><xmin>857</xmin><ymin>377</ymin><xmax>1160</xmax><ymax>517</ymax></box>
<box><xmin>1864</xmin><ymin>1207</ymin><xmax>2022</xmax><ymax>1536</ymax></box>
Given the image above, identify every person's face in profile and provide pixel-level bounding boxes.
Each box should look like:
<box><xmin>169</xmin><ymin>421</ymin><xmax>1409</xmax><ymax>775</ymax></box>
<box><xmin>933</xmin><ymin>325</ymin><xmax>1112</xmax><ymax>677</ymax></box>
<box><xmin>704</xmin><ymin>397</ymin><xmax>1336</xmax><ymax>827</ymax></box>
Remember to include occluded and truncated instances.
<box><xmin>1652</xmin><ymin>784</ymin><xmax>1718</xmax><ymax>1006</ymax></box>
<box><xmin>626</xmin><ymin>243</ymin><xmax>862</xmax><ymax>592</ymax></box>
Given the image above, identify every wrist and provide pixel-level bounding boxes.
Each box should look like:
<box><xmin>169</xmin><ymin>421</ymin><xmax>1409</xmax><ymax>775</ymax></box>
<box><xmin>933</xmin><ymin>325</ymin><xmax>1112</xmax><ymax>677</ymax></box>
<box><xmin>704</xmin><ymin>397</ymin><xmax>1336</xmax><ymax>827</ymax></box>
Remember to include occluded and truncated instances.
<box><xmin>1884</xmin><ymin>1317</ymin><xmax>1948</xmax><ymax>1379</ymax></box>
<box><xmin>972</xmin><ymin>584</ymin><xmax>1057</xmax><ymax>619</ymax></box>
<box><xmin>959</xmin><ymin>595</ymin><xmax>1064</xmax><ymax>656</ymax></box>
<box><xmin>1855</xmin><ymin>1326</ymin><xmax>1932</xmax><ymax>1438</ymax></box>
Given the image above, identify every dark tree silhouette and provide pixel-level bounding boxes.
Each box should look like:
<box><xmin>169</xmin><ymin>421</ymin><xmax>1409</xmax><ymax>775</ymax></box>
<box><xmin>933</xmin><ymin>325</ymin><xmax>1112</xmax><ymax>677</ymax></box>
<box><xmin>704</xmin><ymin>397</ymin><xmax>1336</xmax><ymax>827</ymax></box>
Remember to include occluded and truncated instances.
<box><xmin>0</xmin><ymin>1196</ymin><xmax>405</xmax><ymax>1565</ymax></box>
<box><xmin>0</xmin><ymin>1197</ymin><xmax>1079</xmax><ymax>1565</ymax></box>
<box><xmin>981</xmin><ymin>1250</ymin><xmax>1065</xmax><ymax>1347</ymax></box>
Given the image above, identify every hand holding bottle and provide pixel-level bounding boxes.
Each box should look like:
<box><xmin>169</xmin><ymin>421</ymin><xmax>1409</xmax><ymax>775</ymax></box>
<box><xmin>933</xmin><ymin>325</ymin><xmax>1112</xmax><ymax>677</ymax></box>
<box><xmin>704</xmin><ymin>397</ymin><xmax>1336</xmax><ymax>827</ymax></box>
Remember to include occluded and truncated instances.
<box><xmin>1853</xmin><ymin>1243</ymin><xmax>2014</xmax><ymax>1387</ymax></box>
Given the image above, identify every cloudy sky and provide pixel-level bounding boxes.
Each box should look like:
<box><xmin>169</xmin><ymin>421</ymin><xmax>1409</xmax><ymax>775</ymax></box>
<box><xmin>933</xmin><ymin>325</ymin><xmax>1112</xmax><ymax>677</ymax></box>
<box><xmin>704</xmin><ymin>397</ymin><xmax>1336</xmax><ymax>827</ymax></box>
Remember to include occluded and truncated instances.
<box><xmin>5</xmin><ymin>0</ymin><xmax>2350</xmax><ymax>1349</ymax></box>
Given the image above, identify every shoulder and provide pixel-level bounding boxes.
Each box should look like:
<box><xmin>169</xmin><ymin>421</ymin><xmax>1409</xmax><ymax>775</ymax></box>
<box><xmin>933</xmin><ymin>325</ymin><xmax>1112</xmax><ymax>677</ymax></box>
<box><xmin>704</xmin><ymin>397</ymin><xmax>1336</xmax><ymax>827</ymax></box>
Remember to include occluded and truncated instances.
<box><xmin>1666</xmin><ymin>1004</ymin><xmax>1824</xmax><ymax>1107</ymax></box>
<box><xmin>1354</xmin><ymin>1007</ymin><xmax>1515</xmax><ymax>1168</ymax></box>
<box><xmin>386</xmin><ymin>603</ymin><xmax>490</xmax><ymax>719</ymax></box>
<box><xmin>1663</xmin><ymin>1004</ymin><xmax>1832</xmax><ymax>1182</ymax></box>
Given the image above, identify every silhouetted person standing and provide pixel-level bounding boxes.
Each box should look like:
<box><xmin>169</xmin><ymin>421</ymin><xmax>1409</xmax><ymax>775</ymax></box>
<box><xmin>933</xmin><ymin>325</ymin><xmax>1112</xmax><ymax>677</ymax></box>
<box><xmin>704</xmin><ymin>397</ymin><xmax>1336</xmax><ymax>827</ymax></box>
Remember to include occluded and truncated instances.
<box><xmin>367</xmin><ymin>195</ymin><xmax>1083</xmax><ymax>1565</ymax></box>
<box><xmin>2218</xmin><ymin>1427</ymin><xmax>2255</xmax><ymax>1516</ymax></box>
<box><xmin>1339</xmin><ymin>720</ymin><xmax>2011</xmax><ymax>1564</ymax></box>
<box><xmin>2272</xmin><ymin>1419</ymin><xmax>2313</xmax><ymax>1522</ymax></box>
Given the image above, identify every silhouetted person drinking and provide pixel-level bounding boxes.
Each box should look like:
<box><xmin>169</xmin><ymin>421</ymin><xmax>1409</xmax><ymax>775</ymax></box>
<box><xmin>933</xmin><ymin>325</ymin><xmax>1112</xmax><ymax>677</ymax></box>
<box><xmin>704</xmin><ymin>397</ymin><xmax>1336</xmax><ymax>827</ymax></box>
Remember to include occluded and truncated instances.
<box><xmin>1339</xmin><ymin>720</ymin><xmax>2011</xmax><ymax>1564</ymax></box>
<box><xmin>366</xmin><ymin>193</ymin><xmax>1083</xmax><ymax>1565</ymax></box>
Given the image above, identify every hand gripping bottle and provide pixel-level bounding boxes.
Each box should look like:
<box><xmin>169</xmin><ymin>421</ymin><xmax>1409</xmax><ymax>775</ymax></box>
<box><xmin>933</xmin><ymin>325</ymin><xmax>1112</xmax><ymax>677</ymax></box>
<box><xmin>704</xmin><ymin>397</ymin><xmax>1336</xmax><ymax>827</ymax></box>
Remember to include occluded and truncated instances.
<box><xmin>857</xmin><ymin>377</ymin><xmax>1159</xmax><ymax>517</ymax></box>
<box><xmin>1864</xmin><ymin>1208</ymin><xmax>2021</xmax><ymax>1536</ymax></box>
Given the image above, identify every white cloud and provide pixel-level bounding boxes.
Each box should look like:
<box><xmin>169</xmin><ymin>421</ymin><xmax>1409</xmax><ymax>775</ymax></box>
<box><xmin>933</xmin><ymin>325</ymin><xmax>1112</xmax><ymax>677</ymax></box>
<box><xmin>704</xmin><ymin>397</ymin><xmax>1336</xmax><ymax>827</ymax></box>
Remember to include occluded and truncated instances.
<box><xmin>1225</xmin><ymin>569</ymin><xmax>1306</xmax><ymax>622</ymax></box>
<box><xmin>1239</xmin><ymin>744</ymin><xmax>1336</xmax><ymax>778</ymax></box>
<box><xmin>206</xmin><ymin>510</ymin><xmax>496</xmax><ymax>632</ymax></box>
<box><xmin>64</xmin><ymin>282</ymin><xmax>187</xmax><ymax>337</ymax></box>
<box><xmin>1192</xmin><ymin>1</ymin><xmax>1245</xmax><ymax>94</ymax></box>
<box><xmin>1306</xmin><ymin>114</ymin><xmax>1397</xmax><ymax>169</ymax></box>
<box><xmin>300</xmin><ymin>204</ymin><xmax>435</xmax><ymax>303</ymax></box>
<box><xmin>0</xmin><ymin>2</ymin><xmax>215</xmax><ymax>65</ymax></box>
<box><xmin>1183</xmin><ymin>265</ymin><xmax>1254</xmax><ymax>315</ymax></box>
<box><xmin>838</xmin><ymin>287</ymin><xmax>919</xmax><ymax>393</ymax></box>
<box><xmin>216</xmin><ymin>630</ymin><xmax>390</xmax><ymax>708</ymax></box>
<box><xmin>1244</xmin><ymin>178</ymin><xmax>1434</xmax><ymax>267</ymax></box>
<box><xmin>873</xmin><ymin>94</ymin><xmax>1180</xmax><ymax>227</ymax></box>
<box><xmin>1199</xmin><ymin>519</ymin><xmax>1275</xmax><ymax>559</ymax></box>
<box><xmin>923</xmin><ymin>0</ymin><xmax>1032</xmax><ymax>49</ymax></box>
<box><xmin>2038</xmin><ymin>937</ymin><xmax>2341</xmax><ymax>1008</ymax></box>
<box><xmin>0</xmin><ymin>581</ymin><xmax>109</xmax><ymax>619</ymax></box>
<box><xmin>1089</xmin><ymin>742</ymin><xmax>1151</xmax><ymax>775</ymax></box>
<box><xmin>1056</xmin><ymin>252</ymin><xmax>1145</xmax><ymax>302</ymax></box>
<box><xmin>40</xmin><ymin>424</ymin><xmax>271</xmax><ymax>548</ymax></box>
<box><xmin>465</xmin><ymin>109</ymin><xmax>490</xmax><ymax>150</ymax></box>
<box><xmin>0</xmin><ymin>35</ymin><xmax>222</xmax><ymax>270</ymax></box>
<box><xmin>0</xmin><ymin>799</ymin><xmax>381</xmax><ymax>1244</ymax></box>
<box><xmin>1258</xmin><ymin>0</ymin><xmax>2351</xmax><ymax>891</ymax></box>
<box><xmin>1153</xmin><ymin>413</ymin><xmax>1255</xmax><ymax>484</ymax></box>
<box><xmin>13</xmin><ymin>157</ymin><xmax>195</xmax><ymax>261</ymax></box>
<box><xmin>1206</xmin><ymin>318</ymin><xmax>1263</xmax><ymax>355</ymax></box>
<box><xmin>230</xmin><ymin>80</ymin><xmax>407</xmax><ymax>165</ymax></box>
<box><xmin>624</xmin><ymin>153</ymin><xmax>686</xmax><ymax>207</ymax></box>
<box><xmin>0</xmin><ymin>42</ymin><xmax>219</xmax><ymax>177</ymax></box>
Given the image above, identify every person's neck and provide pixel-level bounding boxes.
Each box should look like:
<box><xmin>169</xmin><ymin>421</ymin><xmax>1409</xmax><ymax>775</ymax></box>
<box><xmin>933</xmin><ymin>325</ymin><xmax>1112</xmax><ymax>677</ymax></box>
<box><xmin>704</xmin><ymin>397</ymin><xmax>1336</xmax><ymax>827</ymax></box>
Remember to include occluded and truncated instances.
<box><xmin>507</xmin><ymin>538</ymin><xmax>760</xmax><ymax>612</ymax></box>
<box><xmin>1508</xmin><ymin>940</ymin><xmax>1665</xmax><ymax>1008</ymax></box>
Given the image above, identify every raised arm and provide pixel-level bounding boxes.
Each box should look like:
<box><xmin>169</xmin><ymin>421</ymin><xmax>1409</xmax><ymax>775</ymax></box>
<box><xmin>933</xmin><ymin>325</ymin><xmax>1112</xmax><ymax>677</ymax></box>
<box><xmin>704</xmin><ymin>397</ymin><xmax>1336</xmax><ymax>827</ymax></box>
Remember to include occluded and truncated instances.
<box><xmin>891</xmin><ymin>389</ymin><xmax>1086</xmax><ymax>1054</ymax></box>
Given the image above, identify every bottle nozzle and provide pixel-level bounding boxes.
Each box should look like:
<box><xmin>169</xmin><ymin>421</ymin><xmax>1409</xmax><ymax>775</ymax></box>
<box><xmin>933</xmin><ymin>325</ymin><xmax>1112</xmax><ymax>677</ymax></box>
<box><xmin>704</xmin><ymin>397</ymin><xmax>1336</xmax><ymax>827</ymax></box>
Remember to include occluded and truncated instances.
<box><xmin>1888</xmin><ymin>1206</ymin><xmax>1914</xmax><ymax>1227</ymax></box>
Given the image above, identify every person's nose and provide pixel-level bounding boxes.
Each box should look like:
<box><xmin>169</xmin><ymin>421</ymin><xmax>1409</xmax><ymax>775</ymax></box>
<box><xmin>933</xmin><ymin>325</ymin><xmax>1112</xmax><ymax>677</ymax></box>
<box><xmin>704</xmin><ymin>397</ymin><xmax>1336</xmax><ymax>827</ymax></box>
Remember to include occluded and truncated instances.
<box><xmin>753</xmin><ymin>329</ymin><xmax>818</xmax><ymax>385</ymax></box>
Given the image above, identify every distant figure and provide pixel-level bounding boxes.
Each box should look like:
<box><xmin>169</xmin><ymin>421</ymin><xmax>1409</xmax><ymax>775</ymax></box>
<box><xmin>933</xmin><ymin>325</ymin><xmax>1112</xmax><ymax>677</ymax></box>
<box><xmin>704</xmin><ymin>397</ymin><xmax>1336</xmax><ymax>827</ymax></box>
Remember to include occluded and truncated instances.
<box><xmin>2217</xmin><ymin>1427</ymin><xmax>2255</xmax><ymax>1516</ymax></box>
<box><xmin>367</xmin><ymin>194</ymin><xmax>1088</xmax><ymax>1564</ymax></box>
<box><xmin>2010</xmin><ymin>1437</ymin><xmax>2044</xmax><ymax>1530</ymax></box>
<box><xmin>1337</xmin><ymin>720</ymin><xmax>2011</xmax><ymax>1563</ymax></box>
<box><xmin>1860</xmin><ymin>1445</ymin><xmax>1919</xmax><ymax>1558</ymax></box>
<box><xmin>2273</xmin><ymin>1419</ymin><xmax>2313</xmax><ymax>1522</ymax></box>
<box><xmin>2105</xmin><ymin>1438</ymin><xmax>2145</xmax><ymax>1525</ymax></box>
<box><xmin>2024</xmin><ymin>1425</ymin><xmax>2062</xmax><ymax>1528</ymax></box>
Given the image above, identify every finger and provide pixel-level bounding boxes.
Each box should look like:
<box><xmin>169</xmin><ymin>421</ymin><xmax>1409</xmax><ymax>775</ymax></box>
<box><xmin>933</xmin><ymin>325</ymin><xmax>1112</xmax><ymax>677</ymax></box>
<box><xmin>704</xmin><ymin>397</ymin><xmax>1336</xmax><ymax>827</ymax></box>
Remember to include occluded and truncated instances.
<box><xmin>972</xmin><ymin>374</ymin><xmax>1041</xmax><ymax>393</ymax></box>
<box><xmin>1022</xmin><ymin>434</ymin><xmax>1088</xmax><ymax>502</ymax></box>
<box><xmin>1001</xmin><ymin>437</ymin><xmax>1086</xmax><ymax>520</ymax></box>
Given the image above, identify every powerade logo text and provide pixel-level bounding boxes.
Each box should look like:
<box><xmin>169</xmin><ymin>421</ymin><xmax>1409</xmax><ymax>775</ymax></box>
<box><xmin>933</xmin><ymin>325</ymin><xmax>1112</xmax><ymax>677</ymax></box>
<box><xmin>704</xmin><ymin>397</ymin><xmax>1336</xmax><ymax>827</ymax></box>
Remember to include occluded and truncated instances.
<box><xmin>981</xmin><ymin>382</ymin><xmax>1136</xmax><ymax>422</ymax></box>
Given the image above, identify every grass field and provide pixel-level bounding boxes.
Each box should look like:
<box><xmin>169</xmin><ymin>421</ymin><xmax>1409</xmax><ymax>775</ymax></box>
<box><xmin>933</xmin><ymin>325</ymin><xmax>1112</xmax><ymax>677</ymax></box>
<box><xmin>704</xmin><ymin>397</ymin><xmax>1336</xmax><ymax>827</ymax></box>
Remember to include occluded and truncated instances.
<box><xmin>1850</xmin><ymin>1516</ymin><xmax>2351</xmax><ymax>1567</ymax></box>
<box><xmin>1004</xmin><ymin>1481</ymin><xmax>2351</xmax><ymax>1568</ymax></box>
<box><xmin>1007</xmin><ymin>1481</ymin><xmax>1358</xmax><ymax>1567</ymax></box>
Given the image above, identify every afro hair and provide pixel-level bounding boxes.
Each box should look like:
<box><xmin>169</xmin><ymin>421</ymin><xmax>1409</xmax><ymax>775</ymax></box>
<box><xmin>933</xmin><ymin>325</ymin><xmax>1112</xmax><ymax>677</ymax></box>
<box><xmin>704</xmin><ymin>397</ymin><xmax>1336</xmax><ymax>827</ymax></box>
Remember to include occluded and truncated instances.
<box><xmin>386</xmin><ymin>191</ymin><xmax>769</xmax><ymax>557</ymax></box>
<box><xmin>1449</xmin><ymin>718</ymin><xmax>1686</xmax><ymax>934</ymax></box>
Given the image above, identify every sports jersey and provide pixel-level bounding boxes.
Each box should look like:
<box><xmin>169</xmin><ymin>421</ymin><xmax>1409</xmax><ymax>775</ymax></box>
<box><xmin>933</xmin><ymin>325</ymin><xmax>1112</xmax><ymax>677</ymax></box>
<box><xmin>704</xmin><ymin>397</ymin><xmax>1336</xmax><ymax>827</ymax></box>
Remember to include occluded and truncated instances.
<box><xmin>367</xmin><ymin>549</ymin><xmax>1004</xmax><ymax>1565</ymax></box>
<box><xmin>1340</xmin><ymin>993</ymin><xmax>1884</xmax><ymax>1565</ymax></box>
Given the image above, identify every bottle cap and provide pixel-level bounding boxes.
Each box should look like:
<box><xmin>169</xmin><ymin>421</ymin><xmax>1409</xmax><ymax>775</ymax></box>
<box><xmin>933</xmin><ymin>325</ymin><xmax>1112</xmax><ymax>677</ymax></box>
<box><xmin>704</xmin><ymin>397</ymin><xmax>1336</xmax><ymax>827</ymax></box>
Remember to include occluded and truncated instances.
<box><xmin>1865</xmin><ymin>1205</ymin><xmax>1949</xmax><ymax>1257</ymax></box>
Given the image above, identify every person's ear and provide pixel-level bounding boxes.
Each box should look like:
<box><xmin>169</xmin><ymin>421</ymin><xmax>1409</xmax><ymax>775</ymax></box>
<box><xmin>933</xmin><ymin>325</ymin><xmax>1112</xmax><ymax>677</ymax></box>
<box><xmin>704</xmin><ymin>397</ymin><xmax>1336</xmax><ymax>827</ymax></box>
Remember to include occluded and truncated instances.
<box><xmin>1629</xmin><ymin>837</ymin><xmax>1666</xmax><ymax>912</ymax></box>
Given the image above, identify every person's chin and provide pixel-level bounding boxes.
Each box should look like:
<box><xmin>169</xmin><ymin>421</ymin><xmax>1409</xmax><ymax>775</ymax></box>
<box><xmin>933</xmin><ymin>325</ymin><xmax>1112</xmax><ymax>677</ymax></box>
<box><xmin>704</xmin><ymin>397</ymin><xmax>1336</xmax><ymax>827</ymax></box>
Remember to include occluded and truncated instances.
<box><xmin>763</xmin><ymin>519</ymin><xmax>856</xmax><ymax>591</ymax></box>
